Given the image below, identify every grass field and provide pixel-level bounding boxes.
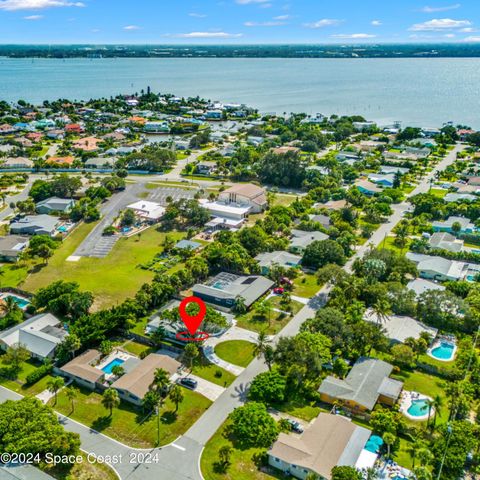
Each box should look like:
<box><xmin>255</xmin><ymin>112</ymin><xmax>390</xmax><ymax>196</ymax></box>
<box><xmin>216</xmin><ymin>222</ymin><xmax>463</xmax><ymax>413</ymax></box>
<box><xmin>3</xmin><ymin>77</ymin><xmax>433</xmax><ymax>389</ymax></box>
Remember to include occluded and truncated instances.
<box><xmin>292</xmin><ymin>273</ymin><xmax>320</xmax><ymax>298</ymax></box>
<box><xmin>430</xmin><ymin>188</ymin><xmax>448</xmax><ymax>198</ymax></box>
<box><xmin>214</xmin><ymin>340</ymin><xmax>255</xmax><ymax>368</ymax></box>
<box><xmin>51</xmin><ymin>385</ymin><xmax>211</xmax><ymax>448</ymax></box>
<box><xmin>235</xmin><ymin>299</ymin><xmax>302</xmax><ymax>335</ymax></box>
<box><xmin>191</xmin><ymin>355</ymin><xmax>236</xmax><ymax>387</ymax></box>
<box><xmin>21</xmin><ymin>225</ymin><xmax>185</xmax><ymax>310</ymax></box>
<box><xmin>0</xmin><ymin>359</ymin><xmax>55</xmax><ymax>396</ymax></box>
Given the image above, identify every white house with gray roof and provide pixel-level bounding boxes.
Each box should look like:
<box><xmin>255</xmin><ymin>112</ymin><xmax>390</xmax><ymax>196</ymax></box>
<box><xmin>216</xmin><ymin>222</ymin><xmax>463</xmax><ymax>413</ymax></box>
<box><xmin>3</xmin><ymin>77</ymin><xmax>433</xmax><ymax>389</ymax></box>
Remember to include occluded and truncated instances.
<box><xmin>428</xmin><ymin>232</ymin><xmax>464</xmax><ymax>253</ymax></box>
<box><xmin>0</xmin><ymin>313</ymin><xmax>67</xmax><ymax>361</ymax></box>
<box><xmin>431</xmin><ymin>216</ymin><xmax>475</xmax><ymax>234</ymax></box>
<box><xmin>318</xmin><ymin>357</ymin><xmax>403</xmax><ymax>412</ymax></box>
<box><xmin>406</xmin><ymin>252</ymin><xmax>468</xmax><ymax>282</ymax></box>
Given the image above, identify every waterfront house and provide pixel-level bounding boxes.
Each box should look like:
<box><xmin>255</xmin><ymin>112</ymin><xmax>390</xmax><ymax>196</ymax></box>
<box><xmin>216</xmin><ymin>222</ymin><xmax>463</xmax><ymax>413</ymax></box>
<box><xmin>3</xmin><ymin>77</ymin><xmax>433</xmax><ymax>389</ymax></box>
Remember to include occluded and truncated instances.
<box><xmin>318</xmin><ymin>357</ymin><xmax>403</xmax><ymax>412</ymax></box>
<box><xmin>1</xmin><ymin>157</ymin><xmax>33</xmax><ymax>169</ymax></box>
<box><xmin>268</xmin><ymin>413</ymin><xmax>371</xmax><ymax>480</ymax></box>
<box><xmin>192</xmin><ymin>272</ymin><xmax>274</xmax><ymax>311</ymax></box>
<box><xmin>0</xmin><ymin>313</ymin><xmax>67</xmax><ymax>362</ymax></box>
<box><xmin>45</xmin><ymin>156</ymin><xmax>75</xmax><ymax>167</ymax></box>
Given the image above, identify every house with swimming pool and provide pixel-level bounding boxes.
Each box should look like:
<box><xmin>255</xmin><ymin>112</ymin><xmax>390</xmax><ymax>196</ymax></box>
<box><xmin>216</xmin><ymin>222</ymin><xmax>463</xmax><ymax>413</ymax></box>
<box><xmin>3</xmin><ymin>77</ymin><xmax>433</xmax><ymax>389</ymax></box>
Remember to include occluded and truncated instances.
<box><xmin>268</xmin><ymin>412</ymin><xmax>374</xmax><ymax>480</ymax></box>
<box><xmin>192</xmin><ymin>272</ymin><xmax>274</xmax><ymax>311</ymax></box>
<box><xmin>254</xmin><ymin>250</ymin><xmax>302</xmax><ymax>275</ymax></box>
<box><xmin>318</xmin><ymin>357</ymin><xmax>404</xmax><ymax>413</ymax></box>
<box><xmin>59</xmin><ymin>349</ymin><xmax>181</xmax><ymax>406</ymax></box>
<box><xmin>10</xmin><ymin>214</ymin><xmax>60</xmax><ymax>236</ymax></box>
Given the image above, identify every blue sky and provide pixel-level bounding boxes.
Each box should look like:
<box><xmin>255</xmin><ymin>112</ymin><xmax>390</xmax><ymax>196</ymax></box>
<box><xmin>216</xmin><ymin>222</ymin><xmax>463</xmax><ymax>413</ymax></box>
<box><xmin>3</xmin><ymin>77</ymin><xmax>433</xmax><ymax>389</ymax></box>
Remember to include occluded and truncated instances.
<box><xmin>1</xmin><ymin>0</ymin><xmax>480</xmax><ymax>44</ymax></box>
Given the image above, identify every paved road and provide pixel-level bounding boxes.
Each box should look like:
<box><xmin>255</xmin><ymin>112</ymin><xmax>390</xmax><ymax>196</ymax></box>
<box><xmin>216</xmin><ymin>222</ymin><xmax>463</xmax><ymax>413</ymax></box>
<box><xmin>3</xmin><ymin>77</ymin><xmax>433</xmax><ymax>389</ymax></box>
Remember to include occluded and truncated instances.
<box><xmin>0</xmin><ymin>144</ymin><xmax>464</xmax><ymax>480</ymax></box>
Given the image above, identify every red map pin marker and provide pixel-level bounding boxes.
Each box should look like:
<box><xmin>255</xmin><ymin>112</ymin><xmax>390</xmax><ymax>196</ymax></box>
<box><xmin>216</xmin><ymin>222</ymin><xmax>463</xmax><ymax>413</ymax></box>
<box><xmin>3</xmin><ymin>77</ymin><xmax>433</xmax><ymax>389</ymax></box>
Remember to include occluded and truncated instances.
<box><xmin>179</xmin><ymin>296</ymin><xmax>207</xmax><ymax>336</ymax></box>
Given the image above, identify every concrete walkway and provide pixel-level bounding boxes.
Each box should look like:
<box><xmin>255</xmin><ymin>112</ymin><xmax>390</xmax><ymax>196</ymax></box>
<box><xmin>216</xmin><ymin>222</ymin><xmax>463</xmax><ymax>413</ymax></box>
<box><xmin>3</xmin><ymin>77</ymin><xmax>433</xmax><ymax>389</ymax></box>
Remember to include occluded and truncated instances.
<box><xmin>203</xmin><ymin>325</ymin><xmax>259</xmax><ymax>376</ymax></box>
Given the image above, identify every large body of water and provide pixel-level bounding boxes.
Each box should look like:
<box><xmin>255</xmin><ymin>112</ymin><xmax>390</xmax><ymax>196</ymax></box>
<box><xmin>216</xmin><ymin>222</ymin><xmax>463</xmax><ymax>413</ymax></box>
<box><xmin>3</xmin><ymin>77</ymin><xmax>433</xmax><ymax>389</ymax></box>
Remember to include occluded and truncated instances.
<box><xmin>1</xmin><ymin>57</ymin><xmax>479</xmax><ymax>128</ymax></box>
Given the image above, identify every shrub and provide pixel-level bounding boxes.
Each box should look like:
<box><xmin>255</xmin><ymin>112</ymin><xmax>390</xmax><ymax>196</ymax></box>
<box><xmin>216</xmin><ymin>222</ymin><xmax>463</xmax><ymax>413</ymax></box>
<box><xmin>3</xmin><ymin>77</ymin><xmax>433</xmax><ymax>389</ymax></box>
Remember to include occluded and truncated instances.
<box><xmin>25</xmin><ymin>362</ymin><xmax>53</xmax><ymax>385</ymax></box>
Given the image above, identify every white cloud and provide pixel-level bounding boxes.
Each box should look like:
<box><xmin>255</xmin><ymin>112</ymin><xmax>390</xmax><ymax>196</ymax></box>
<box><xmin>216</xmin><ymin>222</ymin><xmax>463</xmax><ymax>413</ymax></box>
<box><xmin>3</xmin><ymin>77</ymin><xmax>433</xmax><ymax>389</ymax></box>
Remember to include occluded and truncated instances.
<box><xmin>189</xmin><ymin>12</ymin><xmax>206</xmax><ymax>18</ymax></box>
<box><xmin>444</xmin><ymin>33</ymin><xmax>456</xmax><ymax>37</ymax></box>
<box><xmin>464</xmin><ymin>36</ymin><xmax>480</xmax><ymax>42</ymax></box>
<box><xmin>421</xmin><ymin>3</ymin><xmax>461</xmax><ymax>13</ymax></box>
<box><xmin>273</xmin><ymin>14</ymin><xmax>290</xmax><ymax>20</ymax></box>
<box><xmin>174</xmin><ymin>31</ymin><xmax>243</xmax><ymax>38</ymax></box>
<box><xmin>409</xmin><ymin>18</ymin><xmax>471</xmax><ymax>31</ymax></box>
<box><xmin>23</xmin><ymin>13</ymin><xmax>42</xmax><ymax>18</ymax></box>
<box><xmin>0</xmin><ymin>0</ymin><xmax>84</xmax><ymax>10</ymax></box>
<box><xmin>371</xmin><ymin>20</ymin><xmax>382</xmax><ymax>26</ymax></box>
<box><xmin>331</xmin><ymin>33</ymin><xmax>377</xmax><ymax>39</ymax></box>
<box><xmin>460</xmin><ymin>27</ymin><xmax>475</xmax><ymax>32</ymax></box>
<box><xmin>244</xmin><ymin>20</ymin><xmax>284</xmax><ymax>26</ymax></box>
<box><xmin>304</xmin><ymin>18</ymin><xmax>343</xmax><ymax>29</ymax></box>
<box><xmin>124</xmin><ymin>25</ymin><xmax>141</xmax><ymax>30</ymax></box>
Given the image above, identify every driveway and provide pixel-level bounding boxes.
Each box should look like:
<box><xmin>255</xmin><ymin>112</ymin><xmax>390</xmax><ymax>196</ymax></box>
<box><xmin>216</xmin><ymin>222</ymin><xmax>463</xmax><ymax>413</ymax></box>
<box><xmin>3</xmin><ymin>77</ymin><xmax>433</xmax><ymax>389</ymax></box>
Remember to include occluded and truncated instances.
<box><xmin>173</xmin><ymin>373</ymin><xmax>226</xmax><ymax>402</ymax></box>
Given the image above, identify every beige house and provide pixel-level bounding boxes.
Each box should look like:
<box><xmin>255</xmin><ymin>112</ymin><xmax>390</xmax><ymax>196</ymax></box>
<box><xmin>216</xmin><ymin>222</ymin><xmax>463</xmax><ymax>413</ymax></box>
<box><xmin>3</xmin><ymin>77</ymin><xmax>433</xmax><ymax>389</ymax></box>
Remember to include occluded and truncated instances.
<box><xmin>111</xmin><ymin>354</ymin><xmax>180</xmax><ymax>406</ymax></box>
<box><xmin>268</xmin><ymin>413</ymin><xmax>371</xmax><ymax>480</ymax></box>
<box><xmin>59</xmin><ymin>349</ymin><xmax>105</xmax><ymax>390</ymax></box>
<box><xmin>217</xmin><ymin>183</ymin><xmax>267</xmax><ymax>213</ymax></box>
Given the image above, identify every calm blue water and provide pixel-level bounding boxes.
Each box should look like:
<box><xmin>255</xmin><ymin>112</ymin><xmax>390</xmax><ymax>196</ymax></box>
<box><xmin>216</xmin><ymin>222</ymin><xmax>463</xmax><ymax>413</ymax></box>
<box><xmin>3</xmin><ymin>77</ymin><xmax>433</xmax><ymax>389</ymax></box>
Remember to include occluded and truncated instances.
<box><xmin>431</xmin><ymin>341</ymin><xmax>455</xmax><ymax>360</ymax></box>
<box><xmin>101</xmin><ymin>358</ymin><xmax>125</xmax><ymax>374</ymax></box>
<box><xmin>365</xmin><ymin>435</ymin><xmax>384</xmax><ymax>453</ymax></box>
<box><xmin>1</xmin><ymin>57</ymin><xmax>480</xmax><ymax>127</ymax></box>
<box><xmin>407</xmin><ymin>399</ymin><xmax>429</xmax><ymax>417</ymax></box>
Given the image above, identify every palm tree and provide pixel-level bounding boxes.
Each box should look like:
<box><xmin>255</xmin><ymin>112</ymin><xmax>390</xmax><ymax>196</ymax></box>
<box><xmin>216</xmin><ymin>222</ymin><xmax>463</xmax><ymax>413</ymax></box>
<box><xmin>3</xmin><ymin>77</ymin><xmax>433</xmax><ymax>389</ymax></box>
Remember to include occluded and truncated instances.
<box><xmin>417</xmin><ymin>447</ymin><xmax>434</xmax><ymax>468</ymax></box>
<box><xmin>233</xmin><ymin>296</ymin><xmax>247</xmax><ymax>314</ymax></box>
<box><xmin>412</xmin><ymin>466</ymin><xmax>432</xmax><ymax>480</ymax></box>
<box><xmin>382</xmin><ymin>432</ymin><xmax>396</xmax><ymax>460</ymax></box>
<box><xmin>153</xmin><ymin>368</ymin><xmax>171</xmax><ymax>396</ymax></box>
<box><xmin>372</xmin><ymin>298</ymin><xmax>391</xmax><ymax>324</ymax></box>
<box><xmin>47</xmin><ymin>377</ymin><xmax>64</xmax><ymax>406</ymax></box>
<box><xmin>65</xmin><ymin>386</ymin><xmax>78</xmax><ymax>413</ymax></box>
<box><xmin>255</xmin><ymin>300</ymin><xmax>273</xmax><ymax>325</ymax></box>
<box><xmin>102</xmin><ymin>388</ymin><xmax>120</xmax><ymax>417</ymax></box>
<box><xmin>0</xmin><ymin>296</ymin><xmax>17</xmax><ymax>316</ymax></box>
<box><xmin>253</xmin><ymin>330</ymin><xmax>271</xmax><ymax>359</ymax></box>
<box><xmin>430</xmin><ymin>394</ymin><xmax>444</xmax><ymax>431</ymax></box>
<box><xmin>169</xmin><ymin>384</ymin><xmax>184</xmax><ymax>413</ymax></box>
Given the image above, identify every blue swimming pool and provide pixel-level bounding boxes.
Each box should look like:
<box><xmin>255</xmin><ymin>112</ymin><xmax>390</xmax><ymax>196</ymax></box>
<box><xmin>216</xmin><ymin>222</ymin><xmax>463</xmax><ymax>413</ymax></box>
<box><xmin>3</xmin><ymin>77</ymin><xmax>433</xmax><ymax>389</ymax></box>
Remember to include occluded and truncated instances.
<box><xmin>430</xmin><ymin>341</ymin><xmax>455</xmax><ymax>361</ymax></box>
<box><xmin>407</xmin><ymin>399</ymin><xmax>429</xmax><ymax>417</ymax></box>
<box><xmin>3</xmin><ymin>295</ymin><xmax>30</xmax><ymax>309</ymax></box>
<box><xmin>365</xmin><ymin>435</ymin><xmax>384</xmax><ymax>453</ymax></box>
<box><xmin>57</xmin><ymin>226</ymin><xmax>68</xmax><ymax>232</ymax></box>
<box><xmin>101</xmin><ymin>358</ymin><xmax>125</xmax><ymax>374</ymax></box>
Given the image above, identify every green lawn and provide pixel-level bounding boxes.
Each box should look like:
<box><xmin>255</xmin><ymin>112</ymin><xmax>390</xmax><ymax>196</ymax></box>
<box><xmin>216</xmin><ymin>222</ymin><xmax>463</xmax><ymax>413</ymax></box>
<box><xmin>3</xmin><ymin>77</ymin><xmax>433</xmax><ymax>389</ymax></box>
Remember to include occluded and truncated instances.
<box><xmin>235</xmin><ymin>299</ymin><xmax>302</xmax><ymax>335</ymax></box>
<box><xmin>430</xmin><ymin>188</ymin><xmax>448</xmax><ymax>198</ymax></box>
<box><xmin>0</xmin><ymin>359</ymin><xmax>54</xmax><ymax>396</ymax></box>
<box><xmin>381</xmin><ymin>235</ymin><xmax>410</xmax><ymax>253</ymax></box>
<box><xmin>276</xmin><ymin>396</ymin><xmax>324</xmax><ymax>422</ymax></box>
<box><xmin>292</xmin><ymin>273</ymin><xmax>320</xmax><ymax>298</ymax></box>
<box><xmin>391</xmin><ymin>370</ymin><xmax>449</xmax><ymax>425</ymax></box>
<box><xmin>201</xmin><ymin>420</ymin><xmax>287</xmax><ymax>480</ymax></box>
<box><xmin>121</xmin><ymin>340</ymin><xmax>155</xmax><ymax>357</ymax></box>
<box><xmin>22</xmin><ymin>225</ymin><xmax>185</xmax><ymax>310</ymax></box>
<box><xmin>271</xmin><ymin>193</ymin><xmax>296</xmax><ymax>208</ymax></box>
<box><xmin>214</xmin><ymin>340</ymin><xmax>255</xmax><ymax>368</ymax></box>
<box><xmin>191</xmin><ymin>356</ymin><xmax>236</xmax><ymax>387</ymax></box>
<box><xmin>50</xmin><ymin>385</ymin><xmax>211</xmax><ymax>448</ymax></box>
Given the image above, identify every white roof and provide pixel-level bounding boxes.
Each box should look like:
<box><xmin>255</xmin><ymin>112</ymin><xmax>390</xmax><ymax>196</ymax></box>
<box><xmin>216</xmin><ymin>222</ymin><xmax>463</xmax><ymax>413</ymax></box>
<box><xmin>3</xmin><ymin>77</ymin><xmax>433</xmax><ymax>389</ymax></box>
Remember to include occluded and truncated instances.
<box><xmin>127</xmin><ymin>201</ymin><xmax>165</xmax><ymax>220</ymax></box>
<box><xmin>0</xmin><ymin>313</ymin><xmax>66</xmax><ymax>358</ymax></box>
<box><xmin>407</xmin><ymin>278</ymin><xmax>446</xmax><ymax>297</ymax></box>
<box><xmin>199</xmin><ymin>199</ymin><xmax>251</xmax><ymax>215</ymax></box>
<box><xmin>355</xmin><ymin>449</ymin><xmax>378</xmax><ymax>471</ymax></box>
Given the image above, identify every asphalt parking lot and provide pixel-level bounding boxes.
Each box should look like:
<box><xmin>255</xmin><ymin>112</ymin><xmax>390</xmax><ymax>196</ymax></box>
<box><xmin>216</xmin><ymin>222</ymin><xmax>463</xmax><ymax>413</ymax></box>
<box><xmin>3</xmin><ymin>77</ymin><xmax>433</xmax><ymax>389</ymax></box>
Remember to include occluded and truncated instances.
<box><xmin>147</xmin><ymin>186</ymin><xmax>197</xmax><ymax>205</ymax></box>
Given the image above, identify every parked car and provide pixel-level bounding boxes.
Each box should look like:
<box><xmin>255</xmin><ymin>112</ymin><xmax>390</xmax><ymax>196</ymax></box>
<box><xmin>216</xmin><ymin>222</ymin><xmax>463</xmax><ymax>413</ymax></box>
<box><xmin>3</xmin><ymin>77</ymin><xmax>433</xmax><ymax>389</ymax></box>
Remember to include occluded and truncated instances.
<box><xmin>179</xmin><ymin>377</ymin><xmax>198</xmax><ymax>390</ymax></box>
<box><xmin>287</xmin><ymin>419</ymin><xmax>304</xmax><ymax>433</ymax></box>
<box><xmin>273</xmin><ymin>287</ymin><xmax>284</xmax><ymax>294</ymax></box>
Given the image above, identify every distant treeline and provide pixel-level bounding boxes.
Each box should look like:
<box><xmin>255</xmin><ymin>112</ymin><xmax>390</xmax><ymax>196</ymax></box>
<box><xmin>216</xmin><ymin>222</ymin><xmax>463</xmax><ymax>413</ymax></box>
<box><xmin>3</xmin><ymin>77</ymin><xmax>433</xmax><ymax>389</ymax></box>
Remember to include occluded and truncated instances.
<box><xmin>3</xmin><ymin>44</ymin><xmax>480</xmax><ymax>59</ymax></box>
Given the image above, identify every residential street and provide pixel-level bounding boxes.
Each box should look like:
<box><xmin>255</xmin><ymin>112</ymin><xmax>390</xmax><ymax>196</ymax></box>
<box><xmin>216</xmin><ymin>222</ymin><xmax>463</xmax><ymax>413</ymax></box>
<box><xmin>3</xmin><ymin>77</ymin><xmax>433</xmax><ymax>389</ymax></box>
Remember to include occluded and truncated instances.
<box><xmin>0</xmin><ymin>144</ymin><xmax>464</xmax><ymax>480</ymax></box>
